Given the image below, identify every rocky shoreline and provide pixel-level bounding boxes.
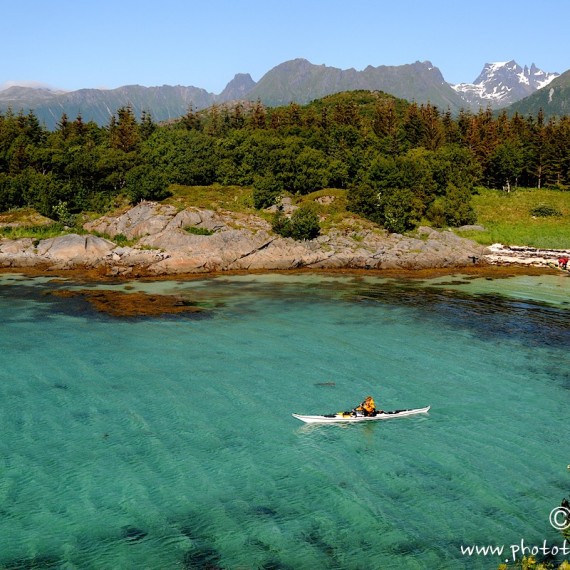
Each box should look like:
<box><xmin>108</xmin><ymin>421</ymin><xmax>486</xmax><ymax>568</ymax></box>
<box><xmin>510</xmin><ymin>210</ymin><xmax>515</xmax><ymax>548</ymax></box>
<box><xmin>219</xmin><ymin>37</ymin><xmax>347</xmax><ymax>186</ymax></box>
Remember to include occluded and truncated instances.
<box><xmin>0</xmin><ymin>201</ymin><xmax>568</xmax><ymax>278</ymax></box>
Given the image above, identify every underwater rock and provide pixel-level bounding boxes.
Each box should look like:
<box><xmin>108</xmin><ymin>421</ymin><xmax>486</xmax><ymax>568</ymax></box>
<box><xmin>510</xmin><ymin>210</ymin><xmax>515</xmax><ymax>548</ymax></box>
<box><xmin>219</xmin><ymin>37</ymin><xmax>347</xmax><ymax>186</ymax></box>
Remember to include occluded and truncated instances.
<box><xmin>179</xmin><ymin>525</ymin><xmax>199</xmax><ymax>540</ymax></box>
<box><xmin>183</xmin><ymin>546</ymin><xmax>222</xmax><ymax>569</ymax></box>
<box><xmin>121</xmin><ymin>526</ymin><xmax>148</xmax><ymax>543</ymax></box>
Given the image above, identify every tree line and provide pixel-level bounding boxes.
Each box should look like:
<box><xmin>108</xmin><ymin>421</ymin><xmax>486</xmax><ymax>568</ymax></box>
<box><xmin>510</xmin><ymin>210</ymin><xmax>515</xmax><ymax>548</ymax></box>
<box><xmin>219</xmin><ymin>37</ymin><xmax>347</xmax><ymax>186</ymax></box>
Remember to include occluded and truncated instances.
<box><xmin>1</xmin><ymin>90</ymin><xmax>569</xmax><ymax>233</ymax></box>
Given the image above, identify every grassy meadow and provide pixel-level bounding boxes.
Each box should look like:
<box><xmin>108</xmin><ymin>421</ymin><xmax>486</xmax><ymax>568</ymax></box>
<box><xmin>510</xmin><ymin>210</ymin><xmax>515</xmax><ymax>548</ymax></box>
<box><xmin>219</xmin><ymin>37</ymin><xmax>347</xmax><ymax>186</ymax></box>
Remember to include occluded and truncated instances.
<box><xmin>459</xmin><ymin>188</ymin><xmax>570</xmax><ymax>249</ymax></box>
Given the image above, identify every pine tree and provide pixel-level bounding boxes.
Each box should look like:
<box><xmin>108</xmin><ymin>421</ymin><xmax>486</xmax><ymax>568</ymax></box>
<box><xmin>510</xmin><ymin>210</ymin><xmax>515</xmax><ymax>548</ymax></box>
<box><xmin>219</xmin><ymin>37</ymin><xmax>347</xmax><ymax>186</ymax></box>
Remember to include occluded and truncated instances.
<box><xmin>419</xmin><ymin>104</ymin><xmax>444</xmax><ymax>151</ymax></box>
<box><xmin>181</xmin><ymin>104</ymin><xmax>200</xmax><ymax>130</ymax></box>
<box><xmin>56</xmin><ymin>113</ymin><xmax>71</xmax><ymax>140</ymax></box>
<box><xmin>109</xmin><ymin>105</ymin><xmax>139</xmax><ymax>152</ymax></box>
<box><xmin>231</xmin><ymin>103</ymin><xmax>245</xmax><ymax>129</ymax></box>
<box><xmin>139</xmin><ymin>110</ymin><xmax>156</xmax><ymax>140</ymax></box>
<box><xmin>72</xmin><ymin>114</ymin><xmax>87</xmax><ymax>140</ymax></box>
<box><xmin>250</xmin><ymin>99</ymin><xmax>266</xmax><ymax>129</ymax></box>
<box><xmin>442</xmin><ymin>108</ymin><xmax>460</xmax><ymax>144</ymax></box>
<box><xmin>402</xmin><ymin>103</ymin><xmax>423</xmax><ymax>147</ymax></box>
<box><xmin>372</xmin><ymin>98</ymin><xmax>398</xmax><ymax>138</ymax></box>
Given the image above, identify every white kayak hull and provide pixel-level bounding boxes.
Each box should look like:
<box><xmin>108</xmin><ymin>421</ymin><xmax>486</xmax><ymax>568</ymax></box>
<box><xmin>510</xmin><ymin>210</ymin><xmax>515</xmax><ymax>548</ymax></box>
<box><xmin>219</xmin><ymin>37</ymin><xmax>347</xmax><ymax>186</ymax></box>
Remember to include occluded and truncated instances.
<box><xmin>292</xmin><ymin>406</ymin><xmax>430</xmax><ymax>424</ymax></box>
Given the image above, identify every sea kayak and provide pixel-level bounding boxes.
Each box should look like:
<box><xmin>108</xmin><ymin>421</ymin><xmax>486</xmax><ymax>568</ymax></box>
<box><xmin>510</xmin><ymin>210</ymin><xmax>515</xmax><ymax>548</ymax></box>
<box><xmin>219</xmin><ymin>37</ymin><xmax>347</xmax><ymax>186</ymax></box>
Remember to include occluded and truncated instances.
<box><xmin>292</xmin><ymin>406</ymin><xmax>430</xmax><ymax>424</ymax></box>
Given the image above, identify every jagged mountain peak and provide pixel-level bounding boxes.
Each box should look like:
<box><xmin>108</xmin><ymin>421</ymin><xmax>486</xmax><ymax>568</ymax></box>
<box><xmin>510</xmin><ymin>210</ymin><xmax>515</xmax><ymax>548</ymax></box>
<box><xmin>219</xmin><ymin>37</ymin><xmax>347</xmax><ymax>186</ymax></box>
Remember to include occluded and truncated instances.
<box><xmin>473</xmin><ymin>60</ymin><xmax>518</xmax><ymax>82</ymax></box>
<box><xmin>473</xmin><ymin>60</ymin><xmax>556</xmax><ymax>87</ymax></box>
<box><xmin>452</xmin><ymin>60</ymin><xmax>559</xmax><ymax>108</ymax></box>
<box><xmin>218</xmin><ymin>73</ymin><xmax>256</xmax><ymax>102</ymax></box>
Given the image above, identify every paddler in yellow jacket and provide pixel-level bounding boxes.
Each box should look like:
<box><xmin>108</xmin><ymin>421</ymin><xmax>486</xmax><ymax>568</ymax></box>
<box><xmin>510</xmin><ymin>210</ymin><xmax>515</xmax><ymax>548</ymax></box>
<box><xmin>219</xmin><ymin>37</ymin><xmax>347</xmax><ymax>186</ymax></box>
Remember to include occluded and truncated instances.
<box><xmin>356</xmin><ymin>395</ymin><xmax>377</xmax><ymax>416</ymax></box>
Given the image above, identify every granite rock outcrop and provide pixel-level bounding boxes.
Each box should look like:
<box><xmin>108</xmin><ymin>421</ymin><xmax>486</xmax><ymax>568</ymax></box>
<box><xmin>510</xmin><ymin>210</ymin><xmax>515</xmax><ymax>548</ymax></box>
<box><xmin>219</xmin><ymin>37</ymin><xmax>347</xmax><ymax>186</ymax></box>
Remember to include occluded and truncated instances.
<box><xmin>0</xmin><ymin>201</ymin><xmax>491</xmax><ymax>276</ymax></box>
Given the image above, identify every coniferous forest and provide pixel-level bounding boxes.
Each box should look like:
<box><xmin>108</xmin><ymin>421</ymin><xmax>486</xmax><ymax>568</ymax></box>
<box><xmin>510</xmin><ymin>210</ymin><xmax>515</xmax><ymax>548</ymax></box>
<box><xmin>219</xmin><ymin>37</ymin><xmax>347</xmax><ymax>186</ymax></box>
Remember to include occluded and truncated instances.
<box><xmin>1</xmin><ymin>90</ymin><xmax>570</xmax><ymax>234</ymax></box>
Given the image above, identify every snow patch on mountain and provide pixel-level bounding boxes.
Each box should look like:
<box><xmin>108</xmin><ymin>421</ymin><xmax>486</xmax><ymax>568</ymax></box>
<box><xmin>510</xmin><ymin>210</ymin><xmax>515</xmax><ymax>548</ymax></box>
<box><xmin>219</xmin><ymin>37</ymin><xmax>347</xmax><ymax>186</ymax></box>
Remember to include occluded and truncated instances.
<box><xmin>451</xmin><ymin>60</ymin><xmax>559</xmax><ymax>108</ymax></box>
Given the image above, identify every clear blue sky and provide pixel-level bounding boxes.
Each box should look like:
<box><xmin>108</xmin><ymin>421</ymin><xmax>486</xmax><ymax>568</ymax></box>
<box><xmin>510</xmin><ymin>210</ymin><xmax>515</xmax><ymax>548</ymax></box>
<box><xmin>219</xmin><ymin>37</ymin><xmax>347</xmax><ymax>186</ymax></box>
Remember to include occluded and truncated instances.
<box><xmin>2</xmin><ymin>0</ymin><xmax>568</xmax><ymax>92</ymax></box>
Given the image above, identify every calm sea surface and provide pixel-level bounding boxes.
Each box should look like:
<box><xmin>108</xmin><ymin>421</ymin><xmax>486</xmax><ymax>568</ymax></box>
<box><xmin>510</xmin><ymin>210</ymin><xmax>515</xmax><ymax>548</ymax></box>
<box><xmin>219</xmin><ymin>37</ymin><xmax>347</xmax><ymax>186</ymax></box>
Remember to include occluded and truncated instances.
<box><xmin>0</xmin><ymin>271</ymin><xmax>568</xmax><ymax>570</ymax></box>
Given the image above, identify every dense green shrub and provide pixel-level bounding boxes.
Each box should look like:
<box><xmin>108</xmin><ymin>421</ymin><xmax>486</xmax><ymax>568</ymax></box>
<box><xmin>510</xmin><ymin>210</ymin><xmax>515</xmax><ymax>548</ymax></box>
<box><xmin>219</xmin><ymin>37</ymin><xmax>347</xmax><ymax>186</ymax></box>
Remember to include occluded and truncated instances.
<box><xmin>271</xmin><ymin>210</ymin><xmax>292</xmax><ymax>237</ymax></box>
<box><xmin>348</xmin><ymin>184</ymin><xmax>420</xmax><ymax>233</ymax></box>
<box><xmin>441</xmin><ymin>184</ymin><xmax>477</xmax><ymax>227</ymax></box>
<box><xmin>346</xmin><ymin>183</ymin><xmax>383</xmax><ymax>225</ymax></box>
<box><xmin>271</xmin><ymin>205</ymin><xmax>320</xmax><ymax>240</ymax></box>
<box><xmin>530</xmin><ymin>204</ymin><xmax>562</xmax><ymax>217</ymax></box>
<box><xmin>252</xmin><ymin>174</ymin><xmax>284</xmax><ymax>209</ymax></box>
<box><xmin>125</xmin><ymin>164</ymin><xmax>170</xmax><ymax>203</ymax></box>
<box><xmin>289</xmin><ymin>205</ymin><xmax>321</xmax><ymax>240</ymax></box>
<box><xmin>378</xmin><ymin>187</ymin><xmax>418</xmax><ymax>234</ymax></box>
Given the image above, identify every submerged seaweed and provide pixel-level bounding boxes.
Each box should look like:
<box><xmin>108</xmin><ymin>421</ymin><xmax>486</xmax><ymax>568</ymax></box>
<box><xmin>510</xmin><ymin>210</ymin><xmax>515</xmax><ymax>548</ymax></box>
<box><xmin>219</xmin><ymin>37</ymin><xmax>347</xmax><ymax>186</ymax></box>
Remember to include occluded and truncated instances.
<box><xmin>182</xmin><ymin>546</ymin><xmax>222</xmax><ymax>570</ymax></box>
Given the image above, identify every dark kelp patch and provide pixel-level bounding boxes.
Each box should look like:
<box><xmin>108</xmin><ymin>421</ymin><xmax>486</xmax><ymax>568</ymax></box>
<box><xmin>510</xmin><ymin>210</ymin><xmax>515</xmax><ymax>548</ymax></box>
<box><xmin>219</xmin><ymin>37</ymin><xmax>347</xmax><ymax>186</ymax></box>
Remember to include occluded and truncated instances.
<box><xmin>182</xmin><ymin>546</ymin><xmax>222</xmax><ymax>569</ymax></box>
<box><xmin>347</xmin><ymin>279</ymin><xmax>570</xmax><ymax>349</ymax></box>
<box><xmin>120</xmin><ymin>526</ymin><xmax>148</xmax><ymax>543</ymax></box>
<box><xmin>49</xmin><ymin>289</ymin><xmax>205</xmax><ymax>318</ymax></box>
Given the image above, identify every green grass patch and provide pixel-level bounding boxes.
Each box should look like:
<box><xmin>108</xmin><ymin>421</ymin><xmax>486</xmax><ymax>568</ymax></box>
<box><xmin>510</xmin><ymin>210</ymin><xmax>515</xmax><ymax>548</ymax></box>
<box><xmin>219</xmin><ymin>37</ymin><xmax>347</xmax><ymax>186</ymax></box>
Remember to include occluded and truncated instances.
<box><xmin>111</xmin><ymin>233</ymin><xmax>132</xmax><ymax>247</ymax></box>
<box><xmin>461</xmin><ymin>188</ymin><xmax>570</xmax><ymax>248</ymax></box>
<box><xmin>0</xmin><ymin>222</ymin><xmax>73</xmax><ymax>240</ymax></box>
<box><xmin>90</xmin><ymin>231</ymin><xmax>136</xmax><ymax>247</ymax></box>
<box><xmin>165</xmin><ymin>184</ymin><xmax>254</xmax><ymax>212</ymax></box>
<box><xmin>0</xmin><ymin>207</ymin><xmax>54</xmax><ymax>227</ymax></box>
<box><xmin>184</xmin><ymin>226</ymin><xmax>214</xmax><ymax>236</ymax></box>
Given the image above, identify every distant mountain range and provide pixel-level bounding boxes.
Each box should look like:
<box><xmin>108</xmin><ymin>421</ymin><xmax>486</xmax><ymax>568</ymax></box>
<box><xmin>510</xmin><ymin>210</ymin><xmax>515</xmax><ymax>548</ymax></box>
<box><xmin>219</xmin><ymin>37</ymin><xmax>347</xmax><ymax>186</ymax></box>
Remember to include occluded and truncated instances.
<box><xmin>0</xmin><ymin>58</ymin><xmax>564</xmax><ymax>129</ymax></box>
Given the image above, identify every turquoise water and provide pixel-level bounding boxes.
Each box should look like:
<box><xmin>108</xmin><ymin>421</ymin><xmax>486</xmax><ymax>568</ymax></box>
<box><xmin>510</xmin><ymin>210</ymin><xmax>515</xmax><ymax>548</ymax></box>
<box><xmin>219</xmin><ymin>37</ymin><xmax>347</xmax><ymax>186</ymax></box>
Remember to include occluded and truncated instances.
<box><xmin>0</xmin><ymin>271</ymin><xmax>568</xmax><ymax>570</ymax></box>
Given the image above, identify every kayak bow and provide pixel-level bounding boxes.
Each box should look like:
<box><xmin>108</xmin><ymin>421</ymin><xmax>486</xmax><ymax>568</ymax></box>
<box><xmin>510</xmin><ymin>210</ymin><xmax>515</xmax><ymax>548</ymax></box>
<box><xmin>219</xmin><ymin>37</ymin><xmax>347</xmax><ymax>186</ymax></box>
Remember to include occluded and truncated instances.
<box><xmin>292</xmin><ymin>406</ymin><xmax>430</xmax><ymax>424</ymax></box>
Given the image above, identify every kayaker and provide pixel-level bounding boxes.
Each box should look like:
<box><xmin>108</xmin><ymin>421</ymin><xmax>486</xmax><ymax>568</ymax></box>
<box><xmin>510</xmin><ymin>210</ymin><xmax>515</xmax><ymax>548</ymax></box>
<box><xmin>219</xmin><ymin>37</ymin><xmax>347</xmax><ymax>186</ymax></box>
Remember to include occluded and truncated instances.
<box><xmin>355</xmin><ymin>396</ymin><xmax>377</xmax><ymax>416</ymax></box>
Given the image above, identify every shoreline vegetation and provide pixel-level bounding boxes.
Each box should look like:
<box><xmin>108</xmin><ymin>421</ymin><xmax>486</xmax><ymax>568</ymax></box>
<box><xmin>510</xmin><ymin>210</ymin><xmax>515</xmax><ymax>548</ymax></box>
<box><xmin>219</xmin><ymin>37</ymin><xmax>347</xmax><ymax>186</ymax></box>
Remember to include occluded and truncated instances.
<box><xmin>1</xmin><ymin>89</ymin><xmax>570</xmax><ymax>282</ymax></box>
<box><xmin>1</xmin><ymin>90</ymin><xmax>570</xmax><ymax>239</ymax></box>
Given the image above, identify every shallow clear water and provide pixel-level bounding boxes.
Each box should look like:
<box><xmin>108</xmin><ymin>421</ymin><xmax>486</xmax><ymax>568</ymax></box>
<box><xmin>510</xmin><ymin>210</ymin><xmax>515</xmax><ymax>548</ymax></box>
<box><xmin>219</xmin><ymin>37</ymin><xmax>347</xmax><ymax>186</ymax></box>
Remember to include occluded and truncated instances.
<box><xmin>0</xmin><ymin>272</ymin><xmax>568</xmax><ymax>569</ymax></box>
